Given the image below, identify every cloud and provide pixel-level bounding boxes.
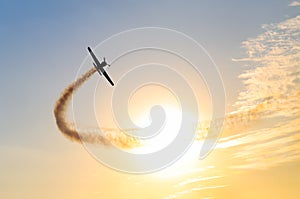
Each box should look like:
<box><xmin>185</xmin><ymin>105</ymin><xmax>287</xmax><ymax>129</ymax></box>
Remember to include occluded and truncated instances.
<box><xmin>289</xmin><ymin>1</ymin><xmax>300</xmax><ymax>7</ymax></box>
<box><xmin>227</xmin><ymin>15</ymin><xmax>300</xmax><ymax>169</ymax></box>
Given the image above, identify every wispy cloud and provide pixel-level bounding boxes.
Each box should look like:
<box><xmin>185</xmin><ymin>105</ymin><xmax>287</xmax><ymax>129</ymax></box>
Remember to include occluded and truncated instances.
<box><xmin>226</xmin><ymin>15</ymin><xmax>300</xmax><ymax>169</ymax></box>
<box><xmin>289</xmin><ymin>1</ymin><xmax>300</xmax><ymax>7</ymax></box>
<box><xmin>160</xmin><ymin>15</ymin><xmax>300</xmax><ymax>199</ymax></box>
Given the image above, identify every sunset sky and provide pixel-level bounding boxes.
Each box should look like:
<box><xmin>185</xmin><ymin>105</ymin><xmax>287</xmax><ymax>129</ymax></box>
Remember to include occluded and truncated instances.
<box><xmin>0</xmin><ymin>1</ymin><xmax>300</xmax><ymax>198</ymax></box>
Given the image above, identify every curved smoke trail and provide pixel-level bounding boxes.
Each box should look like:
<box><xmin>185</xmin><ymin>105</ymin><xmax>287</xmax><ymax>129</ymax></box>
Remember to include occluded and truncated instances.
<box><xmin>54</xmin><ymin>67</ymin><xmax>139</xmax><ymax>148</ymax></box>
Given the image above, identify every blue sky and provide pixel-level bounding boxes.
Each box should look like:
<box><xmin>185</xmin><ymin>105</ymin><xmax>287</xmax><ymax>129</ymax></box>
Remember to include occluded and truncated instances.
<box><xmin>1</xmin><ymin>0</ymin><xmax>297</xmax><ymax>146</ymax></box>
<box><xmin>0</xmin><ymin>1</ymin><xmax>299</xmax><ymax>198</ymax></box>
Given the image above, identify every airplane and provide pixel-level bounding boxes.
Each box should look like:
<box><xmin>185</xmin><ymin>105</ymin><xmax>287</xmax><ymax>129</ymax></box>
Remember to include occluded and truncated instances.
<box><xmin>87</xmin><ymin>47</ymin><xmax>114</xmax><ymax>86</ymax></box>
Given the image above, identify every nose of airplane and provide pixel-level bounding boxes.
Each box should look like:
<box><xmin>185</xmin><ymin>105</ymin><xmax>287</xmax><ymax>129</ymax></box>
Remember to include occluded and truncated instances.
<box><xmin>87</xmin><ymin>47</ymin><xmax>91</xmax><ymax>52</ymax></box>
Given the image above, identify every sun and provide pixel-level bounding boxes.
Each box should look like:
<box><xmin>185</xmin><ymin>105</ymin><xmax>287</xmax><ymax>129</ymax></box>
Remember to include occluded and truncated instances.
<box><xmin>126</xmin><ymin>83</ymin><xmax>204</xmax><ymax>154</ymax></box>
<box><xmin>130</xmin><ymin>106</ymin><xmax>182</xmax><ymax>154</ymax></box>
<box><xmin>125</xmin><ymin>84</ymin><xmax>181</xmax><ymax>152</ymax></box>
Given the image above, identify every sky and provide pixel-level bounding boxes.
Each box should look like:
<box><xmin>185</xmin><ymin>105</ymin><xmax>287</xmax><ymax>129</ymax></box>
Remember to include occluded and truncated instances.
<box><xmin>0</xmin><ymin>0</ymin><xmax>300</xmax><ymax>198</ymax></box>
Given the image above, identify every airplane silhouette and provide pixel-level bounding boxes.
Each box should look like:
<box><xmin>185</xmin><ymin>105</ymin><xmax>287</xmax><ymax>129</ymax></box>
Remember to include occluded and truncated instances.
<box><xmin>87</xmin><ymin>47</ymin><xmax>114</xmax><ymax>86</ymax></box>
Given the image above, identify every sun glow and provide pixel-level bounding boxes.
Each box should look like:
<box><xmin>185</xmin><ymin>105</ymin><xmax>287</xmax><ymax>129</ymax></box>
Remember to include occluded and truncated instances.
<box><xmin>129</xmin><ymin>106</ymin><xmax>182</xmax><ymax>154</ymax></box>
<box><xmin>125</xmin><ymin>84</ymin><xmax>181</xmax><ymax>153</ymax></box>
<box><xmin>124</xmin><ymin>83</ymin><xmax>206</xmax><ymax>171</ymax></box>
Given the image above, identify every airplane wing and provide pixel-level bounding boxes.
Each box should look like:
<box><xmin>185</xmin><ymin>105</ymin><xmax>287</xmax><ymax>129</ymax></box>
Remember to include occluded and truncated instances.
<box><xmin>96</xmin><ymin>67</ymin><xmax>114</xmax><ymax>86</ymax></box>
<box><xmin>87</xmin><ymin>47</ymin><xmax>101</xmax><ymax>66</ymax></box>
<box><xmin>102</xmin><ymin>70</ymin><xmax>114</xmax><ymax>86</ymax></box>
